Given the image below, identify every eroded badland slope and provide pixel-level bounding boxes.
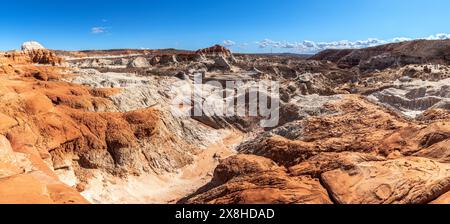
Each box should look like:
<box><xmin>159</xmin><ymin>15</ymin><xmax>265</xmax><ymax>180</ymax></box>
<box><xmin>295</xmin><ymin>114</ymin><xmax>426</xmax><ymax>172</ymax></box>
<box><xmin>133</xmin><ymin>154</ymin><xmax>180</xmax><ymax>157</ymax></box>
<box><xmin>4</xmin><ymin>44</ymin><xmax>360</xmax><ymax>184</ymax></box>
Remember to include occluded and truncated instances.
<box><xmin>0</xmin><ymin>40</ymin><xmax>449</xmax><ymax>204</ymax></box>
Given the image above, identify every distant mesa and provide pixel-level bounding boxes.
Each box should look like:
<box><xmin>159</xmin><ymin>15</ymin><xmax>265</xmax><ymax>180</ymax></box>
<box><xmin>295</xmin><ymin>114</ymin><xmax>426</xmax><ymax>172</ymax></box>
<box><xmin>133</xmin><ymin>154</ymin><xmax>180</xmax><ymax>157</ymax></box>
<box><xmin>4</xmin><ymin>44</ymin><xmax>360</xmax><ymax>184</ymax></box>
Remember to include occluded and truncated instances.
<box><xmin>21</xmin><ymin>41</ymin><xmax>45</xmax><ymax>51</ymax></box>
<box><xmin>196</xmin><ymin>44</ymin><xmax>232</xmax><ymax>57</ymax></box>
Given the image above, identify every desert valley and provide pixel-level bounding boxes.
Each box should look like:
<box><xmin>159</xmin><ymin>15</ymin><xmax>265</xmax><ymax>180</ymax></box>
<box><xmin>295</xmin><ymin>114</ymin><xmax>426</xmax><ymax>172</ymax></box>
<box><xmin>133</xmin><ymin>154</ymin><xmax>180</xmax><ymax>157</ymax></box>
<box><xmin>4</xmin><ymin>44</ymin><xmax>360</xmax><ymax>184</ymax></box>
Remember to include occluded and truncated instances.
<box><xmin>0</xmin><ymin>39</ymin><xmax>449</xmax><ymax>204</ymax></box>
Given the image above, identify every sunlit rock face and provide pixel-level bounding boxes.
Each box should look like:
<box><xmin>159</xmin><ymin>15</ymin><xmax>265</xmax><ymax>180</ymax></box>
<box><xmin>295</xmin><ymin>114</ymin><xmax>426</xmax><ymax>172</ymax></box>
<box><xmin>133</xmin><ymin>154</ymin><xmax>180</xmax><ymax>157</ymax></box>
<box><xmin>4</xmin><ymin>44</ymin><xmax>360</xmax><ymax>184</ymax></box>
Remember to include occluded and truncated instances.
<box><xmin>1</xmin><ymin>39</ymin><xmax>450</xmax><ymax>204</ymax></box>
<box><xmin>21</xmin><ymin>41</ymin><xmax>45</xmax><ymax>51</ymax></box>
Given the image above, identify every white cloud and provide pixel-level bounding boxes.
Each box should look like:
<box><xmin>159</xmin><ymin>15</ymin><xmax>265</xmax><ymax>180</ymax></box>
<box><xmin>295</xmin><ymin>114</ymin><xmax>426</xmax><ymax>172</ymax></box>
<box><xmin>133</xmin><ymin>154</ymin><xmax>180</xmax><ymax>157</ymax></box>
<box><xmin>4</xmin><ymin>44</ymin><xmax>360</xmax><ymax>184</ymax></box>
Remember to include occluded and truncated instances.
<box><xmin>257</xmin><ymin>39</ymin><xmax>280</xmax><ymax>48</ymax></box>
<box><xmin>426</xmin><ymin>33</ymin><xmax>450</xmax><ymax>40</ymax></box>
<box><xmin>392</xmin><ymin>37</ymin><xmax>412</xmax><ymax>42</ymax></box>
<box><xmin>302</xmin><ymin>40</ymin><xmax>316</xmax><ymax>48</ymax></box>
<box><xmin>91</xmin><ymin>27</ymin><xmax>107</xmax><ymax>34</ymax></box>
<box><xmin>256</xmin><ymin>33</ymin><xmax>450</xmax><ymax>53</ymax></box>
<box><xmin>223</xmin><ymin>40</ymin><xmax>236</xmax><ymax>47</ymax></box>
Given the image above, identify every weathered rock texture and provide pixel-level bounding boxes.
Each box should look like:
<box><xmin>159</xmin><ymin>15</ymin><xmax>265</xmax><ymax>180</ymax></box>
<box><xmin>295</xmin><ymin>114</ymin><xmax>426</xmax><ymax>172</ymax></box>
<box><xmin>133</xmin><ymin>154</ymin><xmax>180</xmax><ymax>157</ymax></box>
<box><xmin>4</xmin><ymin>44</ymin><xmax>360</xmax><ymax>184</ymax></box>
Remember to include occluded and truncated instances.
<box><xmin>0</xmin><ymin>50</ymin><xmax>220</xmax><ymax>203</ymax></box>
<box><xmin>196</xmin><ymin>44</ymin><xmax>232</xmax><ymax>57</ymax></box>
<box><xmin>1</xmin><ymin>49</ymin><xmax>63</xmax><ymax>65</ymax></box>
<box><xmin>322</xmin><ymin>157</ymin><xmax>450</xmax><ymax>204</ymax></box>
<box><xmin>185</xmin><ymin>95</ymin><xmax>450</xmax><ymax>204</ymax></box>
<box><xmin>1</xmin><ymin>40</ymin><xmax>450</xmax><ymax>204</ymax></box>
<box><xmin>183</xmin><ymin>155</ymin><xmax>332</xmax><ymax>204</ymax></box>
<box><xmin>0</xmin><ymin>134</ymin><xmax>88</xmax><ymax>204</ymax></box>
<box><xmin>127</xmin><ymin>57</ymin><xmax>150</xmax><ymax>68</ymax></box>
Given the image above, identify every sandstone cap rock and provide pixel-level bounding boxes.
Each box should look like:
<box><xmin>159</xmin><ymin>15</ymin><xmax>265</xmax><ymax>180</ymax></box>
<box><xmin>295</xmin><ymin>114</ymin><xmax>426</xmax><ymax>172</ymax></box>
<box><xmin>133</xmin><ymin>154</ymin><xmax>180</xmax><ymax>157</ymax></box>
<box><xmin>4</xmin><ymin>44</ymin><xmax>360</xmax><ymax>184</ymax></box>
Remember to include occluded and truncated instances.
<box><xmin>21</xmin><ymin>41</ymin><xmax>45</xmax><ymax>51</ymax></box>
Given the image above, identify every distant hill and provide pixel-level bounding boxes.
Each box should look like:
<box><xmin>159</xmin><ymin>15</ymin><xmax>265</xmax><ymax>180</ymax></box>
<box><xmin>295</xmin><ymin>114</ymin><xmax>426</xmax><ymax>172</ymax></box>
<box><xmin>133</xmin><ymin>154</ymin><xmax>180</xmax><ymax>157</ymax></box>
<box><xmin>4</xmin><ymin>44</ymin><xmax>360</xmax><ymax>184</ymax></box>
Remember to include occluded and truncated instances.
<box><xmin>310</xmin><ymin>39</ymin><xmax>450</xmax><ymax>71</ymax></box>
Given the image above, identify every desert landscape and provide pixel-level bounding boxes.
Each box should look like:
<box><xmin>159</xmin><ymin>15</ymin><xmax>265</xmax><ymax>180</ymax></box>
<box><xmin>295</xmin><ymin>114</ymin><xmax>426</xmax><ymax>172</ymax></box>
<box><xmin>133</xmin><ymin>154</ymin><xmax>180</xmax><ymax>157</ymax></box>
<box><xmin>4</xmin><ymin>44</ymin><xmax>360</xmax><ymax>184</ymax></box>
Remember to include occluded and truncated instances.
<box><xmin>0</xmin><ymin>39</ymin><xmax>449</xmax><ymax>204</ymax></box>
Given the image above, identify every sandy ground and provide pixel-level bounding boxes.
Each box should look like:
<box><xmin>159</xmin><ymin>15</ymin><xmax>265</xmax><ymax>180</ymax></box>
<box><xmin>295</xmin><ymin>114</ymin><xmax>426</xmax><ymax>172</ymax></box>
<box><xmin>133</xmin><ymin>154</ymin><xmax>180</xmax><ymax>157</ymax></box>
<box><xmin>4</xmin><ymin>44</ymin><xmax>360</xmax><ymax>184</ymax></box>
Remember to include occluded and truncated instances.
<box><xmin>81</xmin><ymin>130</ymin><xmax>243</xmax><ymax>204</ymax></box>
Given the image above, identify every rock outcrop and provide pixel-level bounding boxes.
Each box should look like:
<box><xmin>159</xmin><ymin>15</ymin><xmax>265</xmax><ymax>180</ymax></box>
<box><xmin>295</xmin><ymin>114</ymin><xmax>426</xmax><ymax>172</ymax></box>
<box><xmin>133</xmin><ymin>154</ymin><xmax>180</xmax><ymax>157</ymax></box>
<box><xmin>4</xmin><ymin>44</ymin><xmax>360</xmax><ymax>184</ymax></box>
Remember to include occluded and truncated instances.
<box><xmin>21</xmin><ymin>41</ymin><xmax>45</xmax><ymax>51</ymax></box>
<box><xmin>184</xmin><ymin>95</ymin><xmax>450</xmax><ymax>204</ymax></box>
<box><xmin>0</xmin><ymin>134</ymin><xmax>88</xmax><ymax>204</ymax></box>
<box><xmin>183</xmin><ymin>155</ymin><xmax>332</xmax><ymax>204</ymax></box>
<box><xmin>196</xmin><ymin>45</ymin><xmax>232</xmax><ymax>57</ymax></box>
<box><xmin>322</xmin><ymin>157</ymin><xmax>450</xmax><ymax>204</ymax></box>
<box><xmin>127</xmin><ymin>57</ymin><xmax>150</xmax><ymax>68</ymax></box>
<box><xmin>150</xmin><ymin>55</ymin><xmax>178</xmax><ymax>65</ymax></box>
<box><xmin>310</xmin><ymin>39</ymin><xmax>450</xmax><ymax>72</ymax></box>
<box><xmin>212</xmin><ymin>56</ymin><xmax>232</xmax><ymax>70</ymax></box>
<box><xmin>369</xmin><ymin>77</ymin><xmax>450</xmax><ymax>117</ymax></box>
<box><xmin>1</xmin><ymin>49</ymin><xmax>62</xmax><ymax>65</ymax></box>
<box><xmin>27</xmin><ymin>49</ymin><xmax>63</xmax><ymax>65</ymax></box>
<box><xmin>0</xmin><ymin>51</ymin><xmax>222</xmax><ymax>203</ymax></box>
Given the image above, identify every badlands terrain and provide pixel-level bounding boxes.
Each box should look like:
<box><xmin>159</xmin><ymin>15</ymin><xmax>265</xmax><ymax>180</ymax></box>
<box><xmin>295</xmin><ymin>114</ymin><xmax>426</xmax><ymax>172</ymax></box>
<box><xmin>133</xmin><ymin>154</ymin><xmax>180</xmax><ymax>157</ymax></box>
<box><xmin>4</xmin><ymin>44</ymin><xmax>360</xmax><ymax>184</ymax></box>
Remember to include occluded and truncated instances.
<box><xmin>0</xmin><ymin>39</ymin><xmax>449</xmax><ymax>204</ymax></box>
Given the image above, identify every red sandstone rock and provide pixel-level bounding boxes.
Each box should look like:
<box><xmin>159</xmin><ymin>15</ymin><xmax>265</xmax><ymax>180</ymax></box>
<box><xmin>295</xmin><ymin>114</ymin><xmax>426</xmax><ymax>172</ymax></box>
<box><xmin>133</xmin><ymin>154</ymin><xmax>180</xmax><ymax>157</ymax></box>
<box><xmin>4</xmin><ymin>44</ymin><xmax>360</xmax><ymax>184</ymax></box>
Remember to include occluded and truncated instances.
<box><xmin>195</xmin><ymin>44</ymin><xmax>232</xmax><ymax>57</ymax></box>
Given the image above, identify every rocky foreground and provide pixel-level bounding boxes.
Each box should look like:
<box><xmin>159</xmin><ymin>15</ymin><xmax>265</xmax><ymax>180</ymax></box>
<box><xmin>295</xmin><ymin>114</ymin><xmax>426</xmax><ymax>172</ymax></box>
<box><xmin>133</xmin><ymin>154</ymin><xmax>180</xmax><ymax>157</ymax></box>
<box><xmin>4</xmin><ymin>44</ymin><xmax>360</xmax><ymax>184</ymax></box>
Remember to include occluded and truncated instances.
<box><xmin>0</xmin><ymin>40</ymin><xmax>449</xmax><ymax>204</ymax></box>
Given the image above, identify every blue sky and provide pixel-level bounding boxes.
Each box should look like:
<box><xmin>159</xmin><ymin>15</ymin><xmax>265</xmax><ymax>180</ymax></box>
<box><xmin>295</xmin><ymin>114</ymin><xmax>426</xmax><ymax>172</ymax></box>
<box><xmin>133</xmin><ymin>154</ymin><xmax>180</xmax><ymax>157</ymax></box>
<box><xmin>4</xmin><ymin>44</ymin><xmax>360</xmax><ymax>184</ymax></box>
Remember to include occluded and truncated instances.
<box><xmin>1</xmin><ymin>0</ymin><xmax>449</xmax><ymax>53</ymax></box>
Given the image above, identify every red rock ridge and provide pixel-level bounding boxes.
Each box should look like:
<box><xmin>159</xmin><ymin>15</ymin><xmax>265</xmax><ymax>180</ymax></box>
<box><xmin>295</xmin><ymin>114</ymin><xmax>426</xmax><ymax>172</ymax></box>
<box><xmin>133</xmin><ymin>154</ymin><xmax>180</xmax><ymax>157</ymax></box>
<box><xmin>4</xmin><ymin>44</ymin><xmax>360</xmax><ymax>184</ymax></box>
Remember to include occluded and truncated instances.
<box><xmin>1</xmin><ymin>49</ymin><xmax>63</xmax><ymax>65</ymax></box>
<box><xmin>195</xmin><ymin>45</ymin><xmax>232</xmax><ymax>57</ymax></box>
